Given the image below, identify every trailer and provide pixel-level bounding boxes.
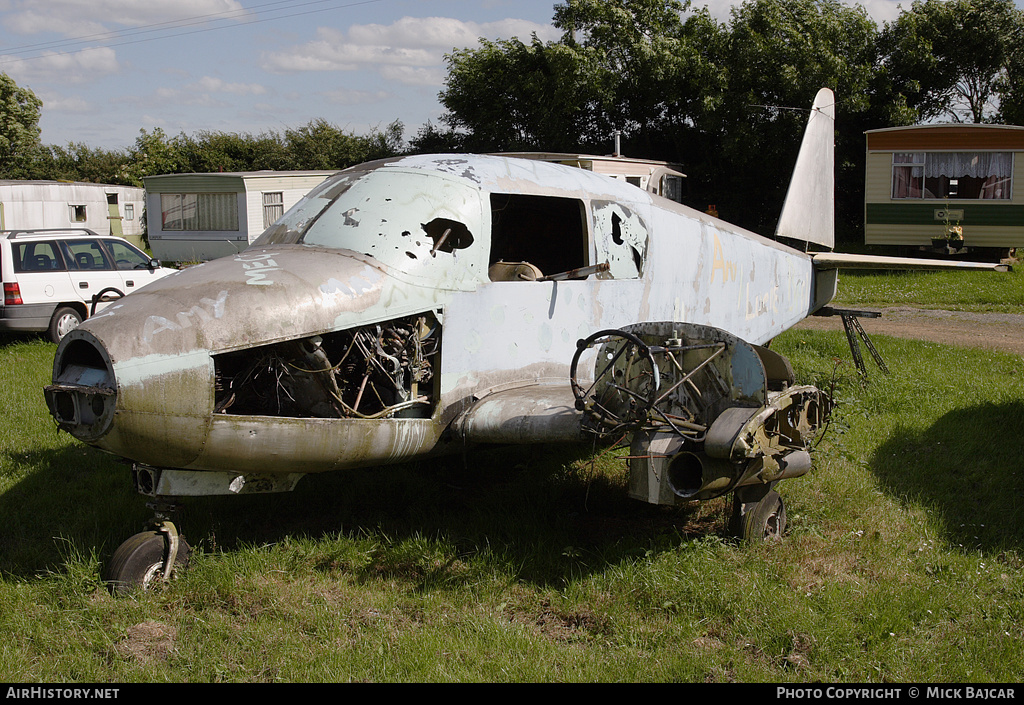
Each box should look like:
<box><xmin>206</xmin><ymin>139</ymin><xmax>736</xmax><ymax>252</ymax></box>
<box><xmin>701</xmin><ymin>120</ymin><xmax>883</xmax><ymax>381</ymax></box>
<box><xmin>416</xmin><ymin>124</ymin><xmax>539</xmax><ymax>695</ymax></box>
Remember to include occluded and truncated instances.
<box><xmin>864</xmin><ymin>124</ymin><xmax>1024</xmax><ymax>257</ymax></box>
<box><xmin>494</xmin><ymin>152</ymin><xmax>686</xmax><ymax>203</ymax></box>
<box><xmin>0</xmin><ymin>181</ymin><xmax>146</xmax><ymax>249</ymax></box>
<box><xmin>143</xmin><ymin>170</ymin><xmax>336</xmax><ymax>263</ymax></box>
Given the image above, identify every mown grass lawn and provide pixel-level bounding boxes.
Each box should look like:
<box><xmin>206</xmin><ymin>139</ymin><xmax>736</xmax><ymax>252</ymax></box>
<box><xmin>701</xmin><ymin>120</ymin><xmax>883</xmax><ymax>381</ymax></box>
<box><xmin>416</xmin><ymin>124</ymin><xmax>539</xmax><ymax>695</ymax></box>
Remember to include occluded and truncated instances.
<box><xmin>1</xmin><ymin>264</ymin><xmax>1022</xmax><ymax>682</ymax></box>
<box><xmin>833</xmin><ymin>264</ymin><xmax>1024</xmax><ymax>312</ymax></box>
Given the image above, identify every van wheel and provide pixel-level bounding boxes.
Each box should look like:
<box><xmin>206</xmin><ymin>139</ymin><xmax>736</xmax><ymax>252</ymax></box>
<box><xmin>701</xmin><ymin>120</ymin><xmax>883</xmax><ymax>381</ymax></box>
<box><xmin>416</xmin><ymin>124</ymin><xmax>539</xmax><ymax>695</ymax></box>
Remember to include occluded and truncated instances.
<box><xmin>48</xmin><ymin>307</ymin><xmax>82</xmax><ymax>343</ymax></box>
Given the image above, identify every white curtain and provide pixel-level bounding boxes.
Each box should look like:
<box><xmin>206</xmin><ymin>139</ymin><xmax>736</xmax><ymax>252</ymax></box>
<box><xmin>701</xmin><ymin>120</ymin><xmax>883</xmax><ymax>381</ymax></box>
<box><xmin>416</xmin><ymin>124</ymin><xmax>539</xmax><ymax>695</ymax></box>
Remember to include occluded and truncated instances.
<box><xmin>925</xmin><ymin>152</ymin><xmax>1012</xmax><ymax>179</ymax></box>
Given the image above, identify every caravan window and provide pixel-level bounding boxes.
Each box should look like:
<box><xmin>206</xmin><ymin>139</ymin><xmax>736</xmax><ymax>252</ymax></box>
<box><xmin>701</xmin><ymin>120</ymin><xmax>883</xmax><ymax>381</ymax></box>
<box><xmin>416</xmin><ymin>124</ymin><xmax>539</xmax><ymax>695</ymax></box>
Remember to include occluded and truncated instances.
<box><xmin>660</xmin><ymin>174</ymin><xmax>684</xmax><ymax>203</ymax></box>
<box><xmin>263</xmin><ymin>192</ymin><xmax>284</xmax><ymax>228</ymax></box>
<box><xmin>161</xmin><ymin>193</ymin><xmax>239</xmax><ymax>231</ymax></box>
<box><xmin>892</xmin><ymin>152</ymin><xmax>1012</xmax><ymax>200</ymax></box>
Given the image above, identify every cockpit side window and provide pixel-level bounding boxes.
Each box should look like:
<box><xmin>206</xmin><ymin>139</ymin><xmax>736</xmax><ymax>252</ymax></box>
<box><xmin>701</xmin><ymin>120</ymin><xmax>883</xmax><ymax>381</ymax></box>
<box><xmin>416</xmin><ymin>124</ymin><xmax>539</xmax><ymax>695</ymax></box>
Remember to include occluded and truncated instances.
<box><xmin>488</xmin><ymin>193</ymin><xmax>588</xmax><ymax>281</ymax></box>
<box><xmin>592</xmin><ymin>200</ymin><xmax>649</xmax><ymax>280</ymax></box>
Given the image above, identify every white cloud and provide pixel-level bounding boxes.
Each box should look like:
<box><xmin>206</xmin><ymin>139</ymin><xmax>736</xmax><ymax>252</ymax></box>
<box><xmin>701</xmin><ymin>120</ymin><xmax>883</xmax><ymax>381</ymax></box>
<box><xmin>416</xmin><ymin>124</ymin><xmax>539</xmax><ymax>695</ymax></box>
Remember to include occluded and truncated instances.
<box><xmin>5</xmin><ymin>11</ymin><xmax>108</xmax><ymax>37</ymax></box>
<box><xmin>692</xmin><ymin>0</ymin><xmax>910</xmax><ymax>25</ymax></box>
<box><xmin>192</xmin><ymin>76</ymin><xmax>267</xmax><ymax>96</ymax></box>
<box><xmin>320</xmin><ymin>88</ymin><xmax>391</xmax><ymax>106</ymax></box>
<box><xmin>378</xmin><ymin>65</ymin><xmax>448</xmax><ymax>87</ymax></box>
<box><xmin>346</xmin><ymin>16</ymin><xmax>558</xmax><ymax>50</ymax></box>
<box><xmin>36</xmin><ymin>92</ymin><xmax>92</xmax><ymax>114</ymax></box>
<box><xmin>261</xmin><ymin>15</ymin><xmax>558</xmax><ymax>85</ymax></box>
<box><xmin>3</xmin><ymin>0</ymin><xmax>246</xmax><ymax>36</ymax></box>
<box><xmin>150</xmin><ymin>76</ymin><xmax>267</xmax><ymax>108</ymax></box>
<box><xmin>858</xmin><ymin>0</ymin><xmax>910</xmax><ymax>25</ymax></box>
<box><xmin>0</xmin><ymin>1</ymin><xmax>250</xmax><ymax>86</ymax></box>
<box><xmin>0</xmin><ymin>46</ymin><xmax>118</xmax><ymax>84</ymax></box>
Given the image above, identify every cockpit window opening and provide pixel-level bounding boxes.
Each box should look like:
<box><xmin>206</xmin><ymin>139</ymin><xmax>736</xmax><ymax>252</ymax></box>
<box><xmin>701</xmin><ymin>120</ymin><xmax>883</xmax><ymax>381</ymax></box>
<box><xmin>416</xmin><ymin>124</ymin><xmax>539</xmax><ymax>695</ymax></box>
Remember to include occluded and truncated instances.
<box><xmin>591</xmin><ymin>200</ymin><xmax>649</xmax><ymax>279</ymax></box>
<box><xmin>488</xmin><ymin>193</ymin><xmax>588</xmax><ymax>281</ymax></box>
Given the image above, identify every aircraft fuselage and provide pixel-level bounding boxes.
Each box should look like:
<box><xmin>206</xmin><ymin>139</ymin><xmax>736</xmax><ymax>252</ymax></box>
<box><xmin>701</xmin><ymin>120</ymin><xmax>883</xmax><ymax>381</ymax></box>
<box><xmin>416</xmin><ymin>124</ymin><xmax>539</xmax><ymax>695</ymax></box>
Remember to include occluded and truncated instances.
<box><xmin>45</xmin><ymin>155</ymin><xmax>827</xmax><ymax>488</ymax></box>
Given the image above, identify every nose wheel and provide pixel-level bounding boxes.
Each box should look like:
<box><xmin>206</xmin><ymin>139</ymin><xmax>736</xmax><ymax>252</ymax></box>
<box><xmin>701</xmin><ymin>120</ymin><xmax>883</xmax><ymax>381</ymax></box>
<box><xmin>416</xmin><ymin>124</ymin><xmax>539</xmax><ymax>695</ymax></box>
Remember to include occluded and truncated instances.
<box><xmin>105</xmin><ymin>506</ymin><xmax>189</xmax><ymax>594</ymax></box>
<box><xmin>730</xmin><ymin>486</ymin><xmax>787</xmax><ymax>542</ymax></box>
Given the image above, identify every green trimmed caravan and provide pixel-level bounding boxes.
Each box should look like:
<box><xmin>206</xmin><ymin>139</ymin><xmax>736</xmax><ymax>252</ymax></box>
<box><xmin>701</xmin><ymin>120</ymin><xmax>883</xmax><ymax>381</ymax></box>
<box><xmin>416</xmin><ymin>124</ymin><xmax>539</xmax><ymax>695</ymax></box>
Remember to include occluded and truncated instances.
<box><xmin>864</xmin><ymin>124</ymin><xmax>1024</xmax><ymax>256</ymax></box>
<box><xmin>143</xmin><ymin>170</ymin><xmax>335</xmax><ymax>263</ymax></box>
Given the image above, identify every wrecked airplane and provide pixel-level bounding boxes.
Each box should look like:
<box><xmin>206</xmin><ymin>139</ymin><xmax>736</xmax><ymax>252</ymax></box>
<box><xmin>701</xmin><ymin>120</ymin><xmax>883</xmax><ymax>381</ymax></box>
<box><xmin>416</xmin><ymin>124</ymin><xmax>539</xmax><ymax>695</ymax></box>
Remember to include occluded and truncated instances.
<box><xmin>41</xmin><ymin>88</ymin><xmax>1002</xmax><ymax>592</ymax></box>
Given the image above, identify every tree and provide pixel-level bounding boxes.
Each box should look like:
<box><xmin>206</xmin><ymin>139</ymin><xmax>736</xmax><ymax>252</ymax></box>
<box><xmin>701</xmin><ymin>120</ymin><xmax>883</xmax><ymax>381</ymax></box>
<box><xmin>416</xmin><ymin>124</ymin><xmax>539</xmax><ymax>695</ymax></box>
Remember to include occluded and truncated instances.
<box><xmin>120</xmin><ymin>128</ymin><xmax>187</xmax><ymax>186</ymax></box>
<box><xmin>881</xmin><ymin>0</ymin><xmax>1024</xmax><ymax>123</ymax></box>
<box><xmin>35</xmin><ymin>142</ymin><xmax>131</xmax><ymax>185</ymax></box>
<box><xmin>996</xmin><ymin>40</ymin><xmax>1024</xmax><ymax>124</ymax></box>
<box><xmin>551</xmin><ymin>0</ymin><xmax>726</xmax><ymax>157</ymax></box>
<box><xmin>0</xmin><ymin>73</ymin><xmax>43</xmax><ymax>178</ymax></box>
<box><xmin>440</xmin><ymin>35</ymin><xmax>612</xmax><ymax>152</ymax></box>
<box><xmin>283</xmin><ymin>119</ymin><xmax>404</xmax><ymax>170</ymax></box>
<box><xmin>438</xmin><ymin>0</ymin><xmax>727</xmax><ymax>157</ymax></box>
<box><xmin>709</xmin><ymin>0</ymin><xmax>888</xmax><ymax>236</ymax></box>
<box><xmin>175</xmin><ymin>130</ymin><xmax>293</xmax><ymax>173</ymax></box>
<box><xmin>407</xmin><ymin>120</ymin><xmax>465</xmax><ymax>154</ymax></box>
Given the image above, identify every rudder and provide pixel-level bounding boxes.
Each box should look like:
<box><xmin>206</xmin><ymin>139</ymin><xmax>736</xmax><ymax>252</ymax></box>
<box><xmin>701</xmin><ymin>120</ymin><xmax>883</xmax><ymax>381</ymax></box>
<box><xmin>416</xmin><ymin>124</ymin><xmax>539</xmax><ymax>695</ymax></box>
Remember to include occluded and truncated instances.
<box><xmin>774</xmin><ymin>87</ymin><xmax>835</xmax><ymax>251</ymax></box>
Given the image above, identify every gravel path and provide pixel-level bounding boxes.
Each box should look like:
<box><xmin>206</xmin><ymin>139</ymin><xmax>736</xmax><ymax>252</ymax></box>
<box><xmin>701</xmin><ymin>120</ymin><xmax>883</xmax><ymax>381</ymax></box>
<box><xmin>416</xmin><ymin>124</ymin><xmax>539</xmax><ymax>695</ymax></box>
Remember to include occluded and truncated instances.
<box><xmin>793</xmin><ymin>307</ymin><xmax>1024</xmax><ymax>357</ymax></box>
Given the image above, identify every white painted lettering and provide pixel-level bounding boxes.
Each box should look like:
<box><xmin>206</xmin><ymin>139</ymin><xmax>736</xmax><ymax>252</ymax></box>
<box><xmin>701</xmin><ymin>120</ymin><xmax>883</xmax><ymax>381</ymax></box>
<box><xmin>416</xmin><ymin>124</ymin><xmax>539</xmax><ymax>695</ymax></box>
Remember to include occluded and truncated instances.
<box><xmin>236</xmin><ymin>253</ymin><xmax>280</xmax><ymax>286</ymax></box>
<box><xmin>143</xmin><ymin>290</ymin><xmax>229</xmax><ymax>343</ymax></box>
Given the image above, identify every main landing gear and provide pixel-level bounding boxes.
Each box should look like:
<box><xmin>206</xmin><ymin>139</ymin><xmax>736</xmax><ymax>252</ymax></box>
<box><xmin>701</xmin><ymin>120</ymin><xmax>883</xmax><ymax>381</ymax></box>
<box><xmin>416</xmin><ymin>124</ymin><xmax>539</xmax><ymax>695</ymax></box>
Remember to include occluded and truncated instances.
<box><xmin>731</xmin><ymin>485</ymin><xmax>787</xmax><ymax>542</ymax></box>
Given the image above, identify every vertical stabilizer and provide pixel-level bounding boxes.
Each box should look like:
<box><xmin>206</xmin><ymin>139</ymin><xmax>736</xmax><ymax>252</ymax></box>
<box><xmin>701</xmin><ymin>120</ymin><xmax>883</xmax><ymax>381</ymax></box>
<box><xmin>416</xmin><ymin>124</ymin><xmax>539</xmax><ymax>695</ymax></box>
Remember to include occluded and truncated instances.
<box><xmin>775</xmin><ymin>88</ymin><xmax>835</xmax><ymax>251</ymax></box>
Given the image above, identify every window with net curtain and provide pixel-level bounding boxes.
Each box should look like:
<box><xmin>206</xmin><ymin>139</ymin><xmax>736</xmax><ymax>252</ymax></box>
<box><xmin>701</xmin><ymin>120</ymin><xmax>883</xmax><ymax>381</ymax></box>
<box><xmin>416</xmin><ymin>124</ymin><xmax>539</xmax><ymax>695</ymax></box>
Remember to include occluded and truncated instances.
<box><xmin>892</xmin><ymin>152</ymin><xmax>1013</xmax><ymax>200</ymax></box>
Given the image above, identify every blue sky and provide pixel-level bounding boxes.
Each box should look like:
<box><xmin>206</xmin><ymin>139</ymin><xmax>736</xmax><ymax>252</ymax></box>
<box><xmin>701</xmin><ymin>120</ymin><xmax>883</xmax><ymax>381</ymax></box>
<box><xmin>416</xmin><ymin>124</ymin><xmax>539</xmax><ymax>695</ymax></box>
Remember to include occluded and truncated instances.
<box><xmin>0</xmin><ymin>0</ymin><xmax>1000</xmax><ymax>151</ymax></box>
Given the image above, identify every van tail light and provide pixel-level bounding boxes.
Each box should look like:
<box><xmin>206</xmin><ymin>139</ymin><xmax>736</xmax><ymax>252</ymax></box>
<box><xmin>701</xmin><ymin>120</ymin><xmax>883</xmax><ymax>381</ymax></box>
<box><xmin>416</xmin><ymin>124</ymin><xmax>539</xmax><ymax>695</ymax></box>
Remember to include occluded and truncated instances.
<box><xmin>3</xmin><ymin>282</ymin><xmax>23</xmax><ymax>305</ymax></box>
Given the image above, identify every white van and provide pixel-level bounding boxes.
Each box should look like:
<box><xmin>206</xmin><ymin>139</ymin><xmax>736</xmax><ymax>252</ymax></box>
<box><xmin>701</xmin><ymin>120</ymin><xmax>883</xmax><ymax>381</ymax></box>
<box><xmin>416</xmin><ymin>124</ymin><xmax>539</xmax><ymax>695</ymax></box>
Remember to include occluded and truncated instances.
<box><xmin>1</xmin><ymin>228</ymin><xmax>176</xmax><ymax>342</ymax></box>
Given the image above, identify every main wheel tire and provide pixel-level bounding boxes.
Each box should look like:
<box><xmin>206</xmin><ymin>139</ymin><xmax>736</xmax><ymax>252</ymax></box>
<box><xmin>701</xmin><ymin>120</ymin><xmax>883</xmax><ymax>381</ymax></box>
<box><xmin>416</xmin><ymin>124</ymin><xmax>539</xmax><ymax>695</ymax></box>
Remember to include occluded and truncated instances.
<box><xmin>736</xmin><ymin>490</ymin><xmax>787</xmax><ymax>542</ymax></box>
<box><xmin>47</xmin><ymin>306</ymin><xmax>82</xmax><ymax>343</ymax></box>
<box><xmin>105</xmin><ymin>530</ymin><xmax>190</xmax><ymax>595</ymax></box>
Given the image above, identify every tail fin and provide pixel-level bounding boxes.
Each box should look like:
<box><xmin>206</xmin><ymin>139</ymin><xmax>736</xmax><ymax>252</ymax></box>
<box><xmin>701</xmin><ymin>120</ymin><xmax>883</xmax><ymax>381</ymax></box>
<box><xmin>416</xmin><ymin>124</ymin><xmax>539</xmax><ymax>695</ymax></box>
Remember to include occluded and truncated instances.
<box><xmin>775</xmin><ymin>87</ymin><xmax>835</xmax><ymax>251</ymax></box>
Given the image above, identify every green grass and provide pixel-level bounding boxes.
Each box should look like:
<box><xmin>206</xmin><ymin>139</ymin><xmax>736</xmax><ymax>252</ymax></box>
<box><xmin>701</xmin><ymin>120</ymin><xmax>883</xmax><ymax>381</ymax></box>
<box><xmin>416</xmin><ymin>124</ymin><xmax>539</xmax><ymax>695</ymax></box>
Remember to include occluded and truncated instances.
<box><xmin>2</xmin><ymin>268</ymin><xmax>1024</xmax><ymax>681</ymax></box>
<box><xmin>833</xmin><ymin>265</ymin><xmax>1024</xmax><ymax>313</ymax></box>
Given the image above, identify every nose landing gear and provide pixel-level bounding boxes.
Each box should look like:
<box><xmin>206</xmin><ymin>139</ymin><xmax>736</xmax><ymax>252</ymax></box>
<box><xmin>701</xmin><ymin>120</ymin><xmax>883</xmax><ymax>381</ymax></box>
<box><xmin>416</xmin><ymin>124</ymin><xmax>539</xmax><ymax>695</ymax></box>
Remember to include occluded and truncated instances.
<box><xmin>104</xmin><ymin>502</ymin><xmax>189</xmax><ymax>594</ymax></box>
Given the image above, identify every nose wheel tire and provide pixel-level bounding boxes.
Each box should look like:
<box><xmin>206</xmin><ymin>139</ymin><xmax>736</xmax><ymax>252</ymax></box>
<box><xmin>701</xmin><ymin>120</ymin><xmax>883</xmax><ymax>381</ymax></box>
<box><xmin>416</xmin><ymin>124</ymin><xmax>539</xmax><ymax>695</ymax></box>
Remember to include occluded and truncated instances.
<box><xmin>105</xmin><ymin>530</ymin><xmax>190</xmax><ymax>595</ymax></box>
<box><xmin>731</xmin><ymin>489</ymin><xmax>787</xmax><ymax>542</ymax></box>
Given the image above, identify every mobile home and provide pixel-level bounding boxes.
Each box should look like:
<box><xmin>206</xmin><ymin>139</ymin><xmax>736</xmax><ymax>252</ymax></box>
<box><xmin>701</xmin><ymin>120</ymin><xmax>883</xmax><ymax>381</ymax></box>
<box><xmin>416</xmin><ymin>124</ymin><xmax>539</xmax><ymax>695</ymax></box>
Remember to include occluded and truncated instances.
<box><xmin>864</xmin><ymin>124</ymin><xmax>1024</xmax><ymax>255</ymax></box>
<box><xmin>0</xmin><ymin>181</ymin><xmax>146</xmax><ymax>248</ymax></box>
<box><xmin>496</xmin><ymin>152</ymin><xmax>686</xmax><ymax>203</ymax></box>
<box><xmin>144</xmin><ymin>170</ymin><xmax>336</xmax><ymax>263</ymax></box>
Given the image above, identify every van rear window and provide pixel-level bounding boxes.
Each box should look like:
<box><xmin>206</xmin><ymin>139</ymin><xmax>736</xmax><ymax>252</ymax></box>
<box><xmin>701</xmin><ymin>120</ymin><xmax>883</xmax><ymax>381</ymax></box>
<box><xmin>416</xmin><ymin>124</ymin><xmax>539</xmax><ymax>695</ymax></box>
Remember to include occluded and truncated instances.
<box><xmin>14</xmin><ymin>241</ymin><xmax>67</xmax><ymax>272</ymax></box>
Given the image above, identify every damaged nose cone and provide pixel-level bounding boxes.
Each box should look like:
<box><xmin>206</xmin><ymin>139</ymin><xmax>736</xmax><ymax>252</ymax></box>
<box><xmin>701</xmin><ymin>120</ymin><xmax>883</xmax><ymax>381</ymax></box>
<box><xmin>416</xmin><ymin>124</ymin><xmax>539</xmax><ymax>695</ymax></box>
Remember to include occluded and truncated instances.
<box><xmin>44</xmin><ymin>330</ymin><xmax>117</xmax><ymax>442</ymax></box>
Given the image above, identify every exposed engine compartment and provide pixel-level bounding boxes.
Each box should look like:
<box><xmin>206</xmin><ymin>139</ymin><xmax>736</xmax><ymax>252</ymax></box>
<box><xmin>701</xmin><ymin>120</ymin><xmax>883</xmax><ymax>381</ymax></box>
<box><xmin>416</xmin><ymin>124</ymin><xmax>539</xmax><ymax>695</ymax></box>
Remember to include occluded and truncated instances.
<box><xmin>570</xmin><ymin>322</ymin><xmax>832</xmax><ymax>505</ymax></box>
<box><xmin>213</xmin><ymin>311</ymin><xmax>440</xmax><ymax>419</ymax></box>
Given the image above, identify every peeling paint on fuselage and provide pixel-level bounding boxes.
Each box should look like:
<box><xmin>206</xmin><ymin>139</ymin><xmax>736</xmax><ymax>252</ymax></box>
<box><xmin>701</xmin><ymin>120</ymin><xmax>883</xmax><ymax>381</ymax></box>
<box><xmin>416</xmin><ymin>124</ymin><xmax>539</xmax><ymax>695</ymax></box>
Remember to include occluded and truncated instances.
<box><xmin>52</xmin><ymin>154</ymin><xmax>821</xmax><ymax>477</ymax></box>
